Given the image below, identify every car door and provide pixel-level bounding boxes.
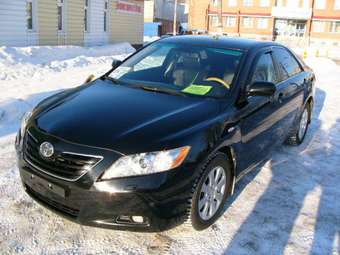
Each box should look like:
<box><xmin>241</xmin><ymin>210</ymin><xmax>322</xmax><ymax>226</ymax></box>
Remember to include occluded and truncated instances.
<box><xmin>236</xmin><ymin>49</ymin><xmax>283</xmax><ymax>174</ymax></box>
<box><xmin>271</xmin><ymin>47</ymin><xmax>305</xmax><ymax>142</ymax></box>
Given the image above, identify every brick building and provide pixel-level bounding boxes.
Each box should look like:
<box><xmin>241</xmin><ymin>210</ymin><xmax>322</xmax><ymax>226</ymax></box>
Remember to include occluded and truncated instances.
<box><xmin>188</xmin><ymin>0</ymin><xmax>340</xmax><ymax>45</ymax></box>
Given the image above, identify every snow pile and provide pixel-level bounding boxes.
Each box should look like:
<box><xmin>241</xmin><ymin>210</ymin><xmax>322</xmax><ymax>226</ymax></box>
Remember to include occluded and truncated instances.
<box><xmin>0</xmin><ymin>43</ymin><xmax>135</xmax><ymax>81</ymax></box>
<box><xmin>0</xmin><ymin>45</ymin><xmax>339</xmax><ymax>254</ymax></box>
<box><xmin>0</xmin><ymin>43</ymin><xmax>134</xmax><ymax>136</ymax></box>
<box><xmin>0</xmin><ymin>43</ymin><xmax>134</xmax><ymax>100</ymax></box>
<box><xmin>144</xmin><ymin>36</ymin><xmax>160</xmax><ymax>43</ymax></box>
<box><xmin>0</xmin><ymin>42</ymin><xmax>134</xmax><ymax>65</ymax></box>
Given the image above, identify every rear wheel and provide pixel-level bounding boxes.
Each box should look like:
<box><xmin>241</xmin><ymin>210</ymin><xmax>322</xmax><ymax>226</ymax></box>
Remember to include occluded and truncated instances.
<box><xmin>188</xmin><ymin>153</ymin><xmax>232</xmax><ymax>230</ymax></box>
<box><xmin>286</xmin><ymin>103</ymin><xmax>311</xmax><ymax>145</ymax></box>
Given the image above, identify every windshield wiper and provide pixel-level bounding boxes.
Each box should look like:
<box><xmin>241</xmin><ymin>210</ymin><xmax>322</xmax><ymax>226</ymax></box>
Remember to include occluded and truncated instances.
<box><xmin>102</xmin><ymin>76</ymin><xmax>119</xmax><ymax>84</ymax></box>
<box><xmin>139</xmin><ymin>86</ymin><xmax>186</xmax><ymax>97</ymax></box>
<box><xmin>102</xmin><ymin>78</ymin><xmax>186</xmax><ymax>97</ymax></box>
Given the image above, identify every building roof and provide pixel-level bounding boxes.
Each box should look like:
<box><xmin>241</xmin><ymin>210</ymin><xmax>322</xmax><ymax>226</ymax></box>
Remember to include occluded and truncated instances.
<box><xmin>160</xmin><ymin>35</ymin><xmax>280</xmax><ymax>51</ymax></box>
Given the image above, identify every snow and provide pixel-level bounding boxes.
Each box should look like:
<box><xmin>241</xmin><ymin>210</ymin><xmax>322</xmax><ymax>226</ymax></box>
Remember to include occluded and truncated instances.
<box><xmin>292</xmin><ymin>46</ymin><xmax>340</xmax><ymax>61</ymax></box>
<box><xmin>144</xmin><ymin>36</ymin><xmax>160</xmax><ymax>43</ymax></box>
<box><xmin>0</xmin><ymin>43</ymin><xmax>135</xmax><ymax>139</ymax></box>
<box><xmin>0</xmin><ymin>44</ymin><xmax>340</xmax><ymax>254</ymax></box>
<box><xmin>143</xmin><ymin>22</ymin><xmax>160</xmax><ymax>43</ymax></box>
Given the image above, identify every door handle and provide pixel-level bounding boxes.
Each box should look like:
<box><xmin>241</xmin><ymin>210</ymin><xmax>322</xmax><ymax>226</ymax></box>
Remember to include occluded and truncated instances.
<box><xmin>290</xmin><ymin>82</ymin><xmax>299</xmax><ymax>88</ymax></box>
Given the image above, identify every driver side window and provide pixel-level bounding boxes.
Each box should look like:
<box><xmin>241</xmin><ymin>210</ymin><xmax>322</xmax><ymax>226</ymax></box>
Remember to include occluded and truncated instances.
<box><xmin>251</xmin><ymin>53</ymin><xmax>278</xmax><ymax>84</ymax></box>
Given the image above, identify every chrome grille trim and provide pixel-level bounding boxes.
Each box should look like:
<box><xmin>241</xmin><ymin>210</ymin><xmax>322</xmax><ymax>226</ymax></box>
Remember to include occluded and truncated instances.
<box><xmin>23</xmin><ymin>131</ymin><xmax>104</xmax><ymax>182</ymax></box>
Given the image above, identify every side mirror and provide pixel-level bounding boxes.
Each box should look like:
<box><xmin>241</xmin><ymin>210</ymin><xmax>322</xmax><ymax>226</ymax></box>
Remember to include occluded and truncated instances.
<box><xmin>248</xmin><ymin>81</ymin><xmax>276</xmax><ymax>97</ymax></box>
<box><xmin>112</xmin><ymin>59</ymin><xmax>122</xmax><ymax>69</ymax></box>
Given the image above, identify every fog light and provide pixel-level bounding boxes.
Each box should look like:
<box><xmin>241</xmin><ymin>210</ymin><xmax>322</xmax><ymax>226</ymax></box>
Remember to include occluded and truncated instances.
<box><xmin>132</xmin><ymin>216</ymin><xmax>144</xmax><ymax>223</ymax></box>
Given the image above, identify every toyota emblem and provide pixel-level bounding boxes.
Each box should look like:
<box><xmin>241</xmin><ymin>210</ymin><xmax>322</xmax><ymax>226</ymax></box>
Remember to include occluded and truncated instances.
<box><xmin>39</xmin><ymin>142</ymin><xmax>54</xmax><ymax>158</ymax></box>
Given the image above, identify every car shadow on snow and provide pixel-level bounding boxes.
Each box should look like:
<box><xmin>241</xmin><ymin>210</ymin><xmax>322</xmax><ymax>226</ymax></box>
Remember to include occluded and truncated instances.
<box><xmin>0</xmin><ymin>89</ymin><xmax>62</xmax><ymax>138</ymax></box>
<box><xmin>222</xmin><ymin>88</ymin><xmax>339</xmax><ymax>254</ymax></box>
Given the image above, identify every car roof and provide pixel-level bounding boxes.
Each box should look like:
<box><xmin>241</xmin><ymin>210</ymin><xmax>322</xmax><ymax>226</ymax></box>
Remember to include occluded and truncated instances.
<box><xmin>159</xmin><ymin>35</ymin><xmax>281</xmax><ymax>52</ymax></box>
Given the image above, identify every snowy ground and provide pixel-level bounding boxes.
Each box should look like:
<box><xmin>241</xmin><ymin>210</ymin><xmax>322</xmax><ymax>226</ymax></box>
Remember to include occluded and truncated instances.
<box><xmin>0</xmin><ymin>44</ymin><xmax>339</xmax><ymax>255</ymax></box>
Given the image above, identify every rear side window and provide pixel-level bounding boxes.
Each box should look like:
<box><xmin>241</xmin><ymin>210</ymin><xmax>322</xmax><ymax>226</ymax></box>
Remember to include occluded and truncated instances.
<box><xmin>273</xmin><ymin>48</ymin><xmax>302</xmax><ymax>81</ymax></box>
<box><xmin>251</xmin><ymin>53</ymin><xmax>278</xmax><ymax>84</ymax></box>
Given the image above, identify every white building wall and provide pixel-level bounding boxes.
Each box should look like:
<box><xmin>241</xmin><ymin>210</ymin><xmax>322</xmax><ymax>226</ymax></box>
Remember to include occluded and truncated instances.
<box><xmin>144</xmin><ymin>0</ymin><xmax>154</xmax><ymax>22</ymax></box>
<box><xmin>0</xmin><ymin>0</ymin><xmax>38</xmax><ymax>46</ymax></box>
<box><xmin>84</xmin><ymin>0</ymin><xmax>108</xmax><ymax>46</ymax></box>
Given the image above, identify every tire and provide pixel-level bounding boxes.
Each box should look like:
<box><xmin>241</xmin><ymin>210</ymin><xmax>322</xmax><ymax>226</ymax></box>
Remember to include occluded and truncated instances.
<box><xmin>286</xmin><ymin>103</ymin><xmax>311</xmax><ymax>146</ymax></box>
<box><xmin>187</xmin><ymin>153</ymin><xmax>232</xmax><ymax>231</ymax></box>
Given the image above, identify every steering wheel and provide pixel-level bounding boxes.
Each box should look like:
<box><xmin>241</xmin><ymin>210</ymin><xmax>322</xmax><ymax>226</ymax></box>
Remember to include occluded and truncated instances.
<box><xmin>205</xmin><ymin>77</ymin><xmax>230</xmax><ymax>89</ymax></box>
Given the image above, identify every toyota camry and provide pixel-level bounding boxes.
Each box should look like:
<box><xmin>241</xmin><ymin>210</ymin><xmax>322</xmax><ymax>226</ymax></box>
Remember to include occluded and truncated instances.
<box><xmin>15</xmin><ymin>36</ymin><xmax>315</xmax><ymax>231</ymax></box>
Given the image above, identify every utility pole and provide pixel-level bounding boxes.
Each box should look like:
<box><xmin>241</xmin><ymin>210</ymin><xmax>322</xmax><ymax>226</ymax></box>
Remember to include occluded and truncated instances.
<box><xmin>219</xmin><ymin>0</ymin><xmax>223</xmax><ymax>34</ymax></box>
<box><xmin>237</xmin><ymin>10</ymin><xmax>240</xmax><ymax>36</ymax></box>
<box><xmin>308</xmin><ymin>0</ymin><xmax>315</xmax><ymax>46</ymax></box>
<box><xmin>173</xmin><ymin>0</ymin><xmax>178</xmax><ymax>35</ymax></box>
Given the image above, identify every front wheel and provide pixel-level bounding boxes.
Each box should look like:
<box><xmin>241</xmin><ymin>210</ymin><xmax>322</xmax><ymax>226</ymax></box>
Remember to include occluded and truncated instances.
<box><xmin>188</xmin><ymin>153</ymin><xmax>232</xmax><ymax>230</ymax></box>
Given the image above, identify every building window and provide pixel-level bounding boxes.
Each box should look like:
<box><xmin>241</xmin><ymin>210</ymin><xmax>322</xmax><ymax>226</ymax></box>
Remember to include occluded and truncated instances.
<box><xmin>211</xmin><ymin>0</ymin><xmax>220</xmax><ymax>7</ymax></box>
<box><xmin>26</xmin><ymin>0</ymin><xmax>33</xmax><ymax>30</ymax></box>
<box><xmin>85</xmin><ymin>0</ymin><xmax>89</xmax><ymax>32</ymax></box>
<box><xmin>257</xmin><ymin>17</ymin><xmax>269</xmax><ymax>29</ymax></box>
<box><xmin>286</xmin><ymin>0</ymin><xmax>299</xmax><ymax>7</ymax></box>
<box><xmin>57</xmin><ymin>0</ymin><xmax>64</xmax><ymax>31</ymax></box>
<box><xmin>315</xmin><ymin>0</ymin><xmax>326</xmax><ymax>9</ymax></box>
<box><xmin>228</xmin><ymin>0</ymin><xmax>237</xmax><ymax>7</ymax></box>
<box><xmin>243</xmin><ymin>0</ymin><xmax>253</xmax><ymax>7</ymax></box>
<box><xmin>302</xmin><ymin>0</ymin><xmax>309</xmax><ymax>8</ymax></box>
<box><xmin>335</xmin><ymin>0</ymin><xmax>340</xmax><ymax>10</ymax></box>
<box><xmin>225</xmin><ymin>16</ymin><xmax>237</xmax><ymax>27</ymax></box>
<box><xmin>276</xmin><ymin>0</ymin><xmax>284</xmax><ymax>7</ymax></box>
<box><xmin>330</xmin><ymin>21</ymin><xmax>340</xmax><ymax>33</ymax></box>
<box><xmin>260</xmin><ymin>0</ymin><xmax>270</xmax><ymax>7</ymax></box>
<box><xmin>313</xmin><ymin>21</ymin><xmax>326</xmax><ymax>32</ymax></box>
<box><xmin>243</xmin><ymin>17</ymin><xmax>254</xmax><ymax>28</ymax></box>
<box><xmin>275</xmin><ymin>0</ymin><xmax>301</xmax><ymax>7</ymax></box>
<box><xmin>210</xmin><ymin>16</ymin><xmax>220</xmax><ymax>27</ymax></box>
<box><xmin>104</xmin><ymin>0</ymin><xmax>108</xmax><ymax>32</ymax></box>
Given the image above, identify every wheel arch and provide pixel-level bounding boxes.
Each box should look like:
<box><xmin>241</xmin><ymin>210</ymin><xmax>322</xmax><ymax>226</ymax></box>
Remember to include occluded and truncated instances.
<box><xmin>217</xmin><ymin>145</ymin><xmax>237</xmax><ymax>195</ymax></box>
<box><xmin>305</xmin><ymin>95</ymin><xmax>314</xmax><ymax>122</ymax></box>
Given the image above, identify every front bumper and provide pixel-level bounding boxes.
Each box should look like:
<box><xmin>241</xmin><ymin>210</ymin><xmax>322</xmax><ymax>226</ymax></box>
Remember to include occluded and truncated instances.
<box><xmin>19</xmin><ymin>166</ymin><xmax>194</xmax><ymax>232</ymax></box>
<box><xmin>16</xmin><ymin>129</ymin><xmax>198</xmax><ymax>232</ymax></box>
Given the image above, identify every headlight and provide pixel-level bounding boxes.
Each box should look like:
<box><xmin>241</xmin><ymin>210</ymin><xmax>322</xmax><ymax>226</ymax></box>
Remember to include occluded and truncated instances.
<box><xmin>100</xmin><ymin>146</ymin><xmax>191</xmax><ymax>180</ymax></box>
<box><xmin>20</xmin><ymin>111</ymin><xmax>32</xmax><ymax>137</ymax></box>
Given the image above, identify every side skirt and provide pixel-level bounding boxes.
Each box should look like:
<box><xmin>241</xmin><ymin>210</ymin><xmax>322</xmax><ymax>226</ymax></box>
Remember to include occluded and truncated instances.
<box><xmin>235</xmin><ymin>160</ymin><xmax>265</xmax><ymax>183</ymax></box>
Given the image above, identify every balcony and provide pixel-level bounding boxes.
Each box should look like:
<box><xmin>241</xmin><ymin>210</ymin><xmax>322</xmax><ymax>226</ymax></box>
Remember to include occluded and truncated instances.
<box><xmin>272</xmin><ymin>7</ymin><xmax>312</xmax><ymax>20</ymax></box>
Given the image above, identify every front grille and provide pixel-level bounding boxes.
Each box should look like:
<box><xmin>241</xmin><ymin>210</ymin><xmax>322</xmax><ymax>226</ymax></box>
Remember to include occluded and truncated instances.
<box><xmin>24</xmin><ymin>131</ymin><xmax>102</xmax><ymax>181</ymax></box>
<box><xmin>25</xmin><ymin>185</ymin><xmax>79</xmax><ymax>218</ymax></box>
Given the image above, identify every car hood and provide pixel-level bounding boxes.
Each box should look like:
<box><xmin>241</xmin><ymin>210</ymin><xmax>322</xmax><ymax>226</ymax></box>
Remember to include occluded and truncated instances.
<box><xmin>35</xmin><ymin>79</ymin><xmax>221</xmax><ymax>154</ymax></box>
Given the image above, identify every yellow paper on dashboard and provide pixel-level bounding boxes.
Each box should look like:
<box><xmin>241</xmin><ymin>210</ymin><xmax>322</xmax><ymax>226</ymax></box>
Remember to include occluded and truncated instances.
<box><xmin>182</xmin><ymin>85</ymin><xmax>212</xmax><ymax>95</ymax></box>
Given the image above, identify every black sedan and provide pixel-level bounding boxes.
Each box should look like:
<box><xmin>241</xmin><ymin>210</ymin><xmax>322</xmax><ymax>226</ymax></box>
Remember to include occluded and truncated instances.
<box><xmin>15</xmin><ymin>36</ymin><xmax>315</xmax><ymax>231</ymax></box>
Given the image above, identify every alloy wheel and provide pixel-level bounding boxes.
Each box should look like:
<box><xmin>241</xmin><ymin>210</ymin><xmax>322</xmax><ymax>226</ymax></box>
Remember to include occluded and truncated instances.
<box><xmin>298</xmin><ymin>108</ymin><xmax>309</xmax><ymax>140</ymax></box>
<box><xmin>198</xmin><ymin>166</ymin><xmax>226</xmax><ymax>221</ymax></box>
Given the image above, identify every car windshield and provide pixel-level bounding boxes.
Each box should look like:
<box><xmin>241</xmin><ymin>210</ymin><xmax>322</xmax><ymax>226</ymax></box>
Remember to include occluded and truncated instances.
<box><xmin>108</xmin><ymin>42</ymin><xmax>244</xmax><ymax>98</ymax></box>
